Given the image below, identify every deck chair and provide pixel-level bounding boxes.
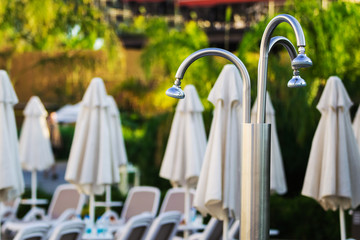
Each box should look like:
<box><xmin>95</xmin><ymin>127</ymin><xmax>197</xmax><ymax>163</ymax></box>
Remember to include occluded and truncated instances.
<box><xmin>13</xmin><ymin>222</ymin><xmax>50</xmax><ymax>240</ymax></box>
<box><xmin>23</xmin><ymin>184</ymin><xmax>85</xmax><ymax>224</ymax></box>
<box><xmin>144</xmin><ymin>211</ymin><xmax>182</xmax><ymax>240</ymax></box>
<box><xmin>48</xmin><ymin>219</ymin><xmax>85</xmax><ymax>240</ymax></box>
<box><xmin>116</xmin><ymin>212</ymin><xmax>154</xmax><ymax>240</ymax></box>
<box><xmin>159</xmin><ymin>188</ymin><xmax>195</xmax><ymax>215</ymax></box>
<box><xmin>119</xmin><ymin>186</ymin><xmax>160</xmax><ymax>224</ymax></box>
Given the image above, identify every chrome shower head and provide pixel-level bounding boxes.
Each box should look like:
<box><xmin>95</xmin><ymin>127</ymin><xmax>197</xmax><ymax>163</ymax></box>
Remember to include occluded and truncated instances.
<box><xmin>287</xmin><ymin>70</ymin><xmax>306</xmax><ymax>88</ymax></box>
<box><xmin>166</xmin><ymin>79</ymin><xmax>185</xmax><ymax>99</ymax></box>
<box><xmin>166</xmin><ymin>86</ymin><xmax>185</xmax><ymax>99</ymax></box>
<box><xmin>291</xmin><ymin>47</ymin><xmax>312</xmax><ymax>69</ymax></box>
<box><xmin>292</xmin><ymin>54</ymin><xmax>312</xmax><ymax>68</ymax></box>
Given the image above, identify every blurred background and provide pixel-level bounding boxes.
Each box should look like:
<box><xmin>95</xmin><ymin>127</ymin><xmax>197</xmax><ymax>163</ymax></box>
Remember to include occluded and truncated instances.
<box><xmin>1</xmin><ymin>0</ymin><xmax>360</xmax><ymax>239</ymax></box>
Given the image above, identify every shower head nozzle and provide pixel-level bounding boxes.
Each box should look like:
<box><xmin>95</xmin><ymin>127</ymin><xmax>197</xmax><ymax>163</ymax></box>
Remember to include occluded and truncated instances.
<box><xmin>292</xmin><ymin>47</ymin><xmax>312</xmax><ymax>69</ymax></box>
<box><xmin>166</xmin><ymin>85</ymin><xmax>185</xmax><ymax>99</ymax></box>
<box><xmin>287</xmin><ymin>75</ymin><xmax>307</xmax><ymax>88</ymax></box>
<box><xmin>292</xmin><ymin>53</ymin><xmax>313</xmax><ymax>69</ymax></box>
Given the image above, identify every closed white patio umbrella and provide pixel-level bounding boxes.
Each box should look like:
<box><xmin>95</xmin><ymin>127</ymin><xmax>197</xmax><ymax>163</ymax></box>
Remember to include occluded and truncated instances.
<box><xmin>65</xmin><ymin>77</ymin><xmax>120</xmax><ymax>224</ymax></box>
<box><xmin>160</xmin><ymin>84</ymin><xmax>207</xmax><ymax>238</ymax></box>
<box><xmin>0</xmin><ymin>70</ymin><xmax>24</xmax><ymax>201</ymax></box>
<box><xmin>251</xmin><ymin>92</ymin><xmax>287</xmax><ymax>195</ymax></box>
<box><xmin>194</xmin><ymin>64</ymin><xmax>243</xmax><ymax>240</ymax></box>
<box><xmin>19</xmin><ymin>96</ymin><xmax>55</xmax><ymax>207</ymax></box>
<box><xmin>0</xmin><ymin>70</ymin><xmax>24</xmax><ymax>237</ymax></box>
<box><xmin>302</xmin><ymin>76</ymin><xmax>360</xmax><ymax>240</ymax></box>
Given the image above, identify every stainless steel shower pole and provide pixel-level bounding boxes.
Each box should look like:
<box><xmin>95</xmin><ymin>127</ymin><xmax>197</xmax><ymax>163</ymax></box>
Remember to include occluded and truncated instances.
<box><xmin>241</xmin><ymin>14</ymin><xmax>312</xmax><ymax>240</ymax></box>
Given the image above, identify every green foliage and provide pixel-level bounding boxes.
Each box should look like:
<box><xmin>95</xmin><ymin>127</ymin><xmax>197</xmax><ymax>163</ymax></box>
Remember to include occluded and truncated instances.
<box><xmin>284</xmin><ymin>0</ymin><xmax>360</xmax><ymax>86</ymax></box>
<box><xmin>121</xmin><ymin>111</ymin><xmax>172</xmax><ymax>190</ymax></box>
<box><xmin>0</xmin><ymin>0</ymin><xmax>117</xmax><ymax>54</ymax></box>
<box><xmin>55</xmin><ymin>124</ymin><xmax>75</xmax><ymax>160</ymax></box>
<box><xmin>118</xmin><ymin>15</ymin><xmax>149</xmax><ymax>35</ymax></box>
<box><xmin>115</xmin><ymin>16</ymin><xmax>228</xmax><ymax>113</ymax></box>
<box><xmin>225</xmin><ymin>6</ymin><xmax>233</xmax><ymax>23</ymax></box>
<box><xmin>270</xmin><ymin>195</ymin><xmax>349</xmax><ymax>240</ymax></box>
<box><xmin>140</xmin><ymin>17</ymin><xmax>224</xmax><ymax>111</ymax></box>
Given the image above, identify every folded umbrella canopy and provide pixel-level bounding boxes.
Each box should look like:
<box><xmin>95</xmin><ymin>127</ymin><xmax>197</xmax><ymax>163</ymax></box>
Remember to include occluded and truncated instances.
<box><xmin>302</xmin><ymin>76</ymin><xmax>360</xmax><ymax>240</ymax></box>
<box><xmin>160</xmin><ymin>84</ymin><xmax>206</xmax><ymax>187</ymax></box>
<box><xmin>194</xmin><ymin>64</ymin><xmax>243</xmax><ymax>239</ymax></box>
<box><xmin>19</xmin><ymin>96</ymin><xmax>55</xmax><ymax>207</ymax></box>
<box><xmin>0</xmin><ymin>70</ymin><xmax>24</xmax><ymax>202</ymax></box>
<box><xmin>251</xmin><ymin>92</ymin><xmax>287</xmax><ymax>195</ymax></box>
<box><xmin>160</xmin><ymin>84</ymin><xmax>207</xmax><ymax>237</ymax></box>
<box><xmin>65</xmin><ymin>78</ymin><xmax>120</xmax><ymax>224</ymax></box>
<box><xmin>0</xmin><ymin>70</ymin><xmax>24</xmax><ymax>237</ymax></box>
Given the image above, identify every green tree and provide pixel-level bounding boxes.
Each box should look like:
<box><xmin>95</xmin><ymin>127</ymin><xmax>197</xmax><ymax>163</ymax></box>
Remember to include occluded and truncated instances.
<box><xmin>0</xmin><ymin>0</ymin><xmax>125</xmax><ymax>103</ymax></box>
<box><xmin>140</xmin><ymin>17</ymin><xmax>224</xmax><ymax>112</ymax></box>
<box><xmin>0</xmin><ymin>0</ymin><xmax>118</xmax><ymax>53</ymax></box>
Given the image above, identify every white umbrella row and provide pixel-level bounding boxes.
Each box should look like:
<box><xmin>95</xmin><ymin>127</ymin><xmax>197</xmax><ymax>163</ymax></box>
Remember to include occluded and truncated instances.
<box><xmin>0</xmin><ymin>73</ymin><xmax>129</xmax><ymax>229</ymax></box>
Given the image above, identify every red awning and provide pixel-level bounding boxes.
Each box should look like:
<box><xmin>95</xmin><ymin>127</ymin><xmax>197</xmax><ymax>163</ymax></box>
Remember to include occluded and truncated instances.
<box><xmin>178</xmin><ymin>0</ymin><xmax>278</xmax><ymax>7</ymax></box>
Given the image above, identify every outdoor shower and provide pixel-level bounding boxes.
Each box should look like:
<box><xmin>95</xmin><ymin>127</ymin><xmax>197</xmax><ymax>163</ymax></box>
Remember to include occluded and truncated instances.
<box><xmin>166</xmin><ymin>48</ymin><xmax>251</xmax><ymax>123</ymax></box>
<box><xmin>166</xmin><ymin>14</ymin><xmax>312</xmax><ymax>240</ymax></box>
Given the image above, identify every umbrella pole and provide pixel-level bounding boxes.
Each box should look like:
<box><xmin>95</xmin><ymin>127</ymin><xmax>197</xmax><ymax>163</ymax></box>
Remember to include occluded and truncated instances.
<box><xmin>223</xmin><ymin>216</ymin><xmax>229</xmax><ymax>240</ymax></box>
<box><xmin>340</xmin><ymin>206</ymin><xmax>346</xmax><ymax>240</ymax></box>
<box><xmin>184</xmin><ymin>185</ymin><xmax>190</xmax><ymax>239</ymax></box>
<box><xmin>106</xmin><ymin>185</ymin><xmax>111</xmax><ymax>212</ymax></box>
<box><xmin>90</xmin><ymin>194</ymin><xmax>95</xmax><ymax>224</ymax></box>
<box><xmin>31</xmin><ymin>170</ymin><xmax>37</xmax><ymax>208</ymax></box>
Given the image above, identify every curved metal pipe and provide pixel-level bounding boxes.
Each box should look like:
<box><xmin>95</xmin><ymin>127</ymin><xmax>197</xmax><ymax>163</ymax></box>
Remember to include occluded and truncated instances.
<box><xmin>268</xmin><ymin>36</ymin><xmax>297</xmax><ymax>61</ymax></box>
<box><xmin>174</xmin><ymin>48</ymin><xmax>251</xmax><ymax>123</ymax></box>
<box><xmin>256</xmin><ymin>14</ymin><xmax>307</xmax><ymax>123</ymax></box>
